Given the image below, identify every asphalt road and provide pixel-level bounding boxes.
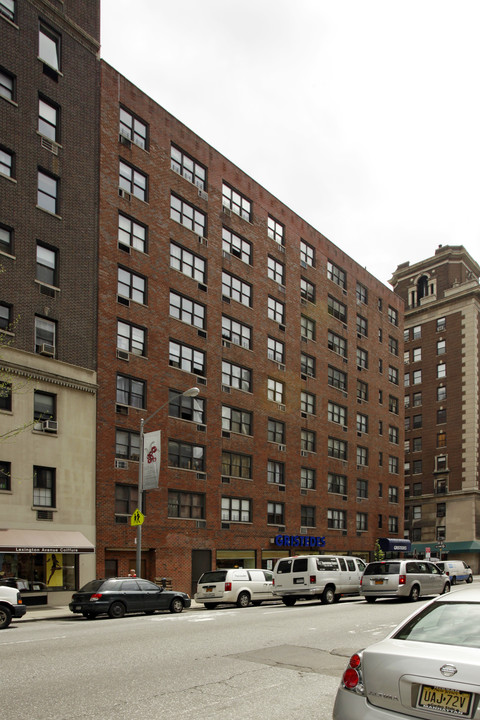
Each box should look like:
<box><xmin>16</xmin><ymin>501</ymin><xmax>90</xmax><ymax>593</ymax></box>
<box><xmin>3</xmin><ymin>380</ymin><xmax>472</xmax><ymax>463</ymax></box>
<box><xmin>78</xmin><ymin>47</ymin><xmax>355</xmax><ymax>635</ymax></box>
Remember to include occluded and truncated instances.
<box><xmin>2</xmin><ymin>592</ymin><xmax>470</xmax><ymax>720</ymax></box>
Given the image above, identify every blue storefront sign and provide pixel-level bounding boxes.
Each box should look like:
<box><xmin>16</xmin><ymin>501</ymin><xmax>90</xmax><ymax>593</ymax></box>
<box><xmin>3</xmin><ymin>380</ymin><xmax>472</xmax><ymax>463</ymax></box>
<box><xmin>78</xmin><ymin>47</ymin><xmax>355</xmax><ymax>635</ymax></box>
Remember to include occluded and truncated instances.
<box><xmin>274</xmin><ymin>534</ymin><xmax>326</xmax><ymax>549</ymax></box>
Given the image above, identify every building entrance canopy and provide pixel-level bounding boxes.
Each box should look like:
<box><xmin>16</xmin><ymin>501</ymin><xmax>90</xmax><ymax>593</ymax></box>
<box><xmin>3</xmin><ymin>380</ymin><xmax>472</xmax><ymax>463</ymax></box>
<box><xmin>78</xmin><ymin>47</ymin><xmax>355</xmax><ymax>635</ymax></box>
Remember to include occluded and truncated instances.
<box><xmin>378</xmin><ymin>538</ymin><xmax>411</xmax><ymax>553</ymax></box>
<box><xmin>0</xmin><ymin>529</ymin><xmax>95</xmax><ymax>554</ymax></box>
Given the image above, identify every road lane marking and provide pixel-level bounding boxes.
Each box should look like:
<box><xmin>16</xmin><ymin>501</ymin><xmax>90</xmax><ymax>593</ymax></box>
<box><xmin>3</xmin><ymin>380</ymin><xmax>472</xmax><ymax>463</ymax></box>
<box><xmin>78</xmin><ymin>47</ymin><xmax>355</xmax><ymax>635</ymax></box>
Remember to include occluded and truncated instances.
<box><xmin>0</xmin><ymin>635</ymin><xmax>66</xmax><ymax>646</ymax></box>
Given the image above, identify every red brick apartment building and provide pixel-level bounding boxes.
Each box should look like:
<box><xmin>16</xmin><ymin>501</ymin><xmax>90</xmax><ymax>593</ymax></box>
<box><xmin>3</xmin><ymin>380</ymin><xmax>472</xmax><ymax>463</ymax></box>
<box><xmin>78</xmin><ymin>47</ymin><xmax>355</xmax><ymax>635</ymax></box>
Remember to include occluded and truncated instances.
<box><xmin>391</xmin><ymin>245</ymin><xmax>480</xmax><ymax>572</ymax></box>
<box><xmin>97</xmin><ymin>62</ymin><xmax>405</xmax><ymax>594</ymax></box>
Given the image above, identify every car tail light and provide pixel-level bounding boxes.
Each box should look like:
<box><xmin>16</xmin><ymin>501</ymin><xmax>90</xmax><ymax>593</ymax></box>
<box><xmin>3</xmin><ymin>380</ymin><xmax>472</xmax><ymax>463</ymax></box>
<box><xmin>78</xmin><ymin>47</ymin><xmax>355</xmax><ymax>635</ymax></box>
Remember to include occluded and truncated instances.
<box><xmin>310</xmin><ymin>575</ymin><xmax>316</xmax><ymax>584</ymax></box>
<box><xmin>399</xmin><ymin>574</ymin><xmax>406</xmax><ymax>585</ymax></box>
<box><xmin>342</xmin><ymin>653</ymin><xmax>365</xmax><ymax>694</ymax></box>
<box><xmin>90</xmin><ymin>593</ymin><xmax>103</xmax><ymax>601</ymax></box>
<box><xmin>224</xmin><ymin>582</ymin><xmax>232</xmax><ymax>591</ymax></box>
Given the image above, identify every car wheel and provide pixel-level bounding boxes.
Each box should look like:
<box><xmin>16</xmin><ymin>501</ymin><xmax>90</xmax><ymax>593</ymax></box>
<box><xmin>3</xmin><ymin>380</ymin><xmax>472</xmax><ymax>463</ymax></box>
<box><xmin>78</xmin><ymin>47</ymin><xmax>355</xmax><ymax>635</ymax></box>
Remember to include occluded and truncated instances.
<box><xmin>365</xmin><ymin>597</ymin><xmax>377</xmax><ymax>604</ymax></box>
<box><xmin>204</xmin><ymin>603</ymin><xmax>218</xmax><ymax>609</ymax></box>
<box><xmin>236</xmin><ymin>591</ymin><xmax>250</xmax><ymax>608</ymax></box>
<box><xmin>467</xmin><ymin>575</ymin><xmax>473</xmax><ymax>584</ymax></box>
<box><xmin>0</xmin><ymin>606</ymin><xmax>12</xmax><ymax>629</ymax></box>
<box><xmin>83</xmin><ymin>612</ymin><xmax>97</xmax><ymax>620</ymax></box>
<box><xmin>409</xmin><ymin>585</ymin><xmax>420</xmax><ymax>602</ymax></box>
<box><xmin>282</xmin><ymin>597</ymin><xmax>296</xmax><ymax>607</ymax></box>
<box><xmin>321</xmin><ymin>586</ymin><xmax>335</xmax><ymax>605</ymax></box>
<box><xmin>442</xmin><ymin>582</ymin><xmax>451</xmax><ymax>594</ymax></box>
<box><xmin>108</xmin><ymin>601</ymin><xmax>126</xmax><ymax>619</ymax></box>
<box><xmin>169</xmin><ymin>597</ymin><xmax>184</xmax><ymax>614</ymax></box>
<box><xmin>144</xmin><ymin>610</ymin><xmax>156</xmax><ymax>615</ymax></box>
<box><xmin>451</xmin><ymin>576</ymin><xmax>457</xmax><ymax>586</ymax></box>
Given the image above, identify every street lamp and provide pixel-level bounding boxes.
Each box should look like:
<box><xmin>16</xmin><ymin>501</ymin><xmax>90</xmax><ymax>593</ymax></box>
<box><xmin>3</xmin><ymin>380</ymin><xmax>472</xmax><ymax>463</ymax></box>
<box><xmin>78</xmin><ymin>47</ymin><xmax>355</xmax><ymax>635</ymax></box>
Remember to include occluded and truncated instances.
<box><xmin>135</xmin><ymin>386</ymin><xmax>199</xmax><ymax>577</ymax></box>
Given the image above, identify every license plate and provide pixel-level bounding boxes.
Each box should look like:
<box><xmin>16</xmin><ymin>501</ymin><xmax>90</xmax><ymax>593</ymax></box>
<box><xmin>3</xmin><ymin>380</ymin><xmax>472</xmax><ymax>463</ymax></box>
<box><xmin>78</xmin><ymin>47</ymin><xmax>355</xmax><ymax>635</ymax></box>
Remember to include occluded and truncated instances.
<box><xmin>374</xmin><ymin>579</ymin><xmax>384</xmax><ymax>585</ymax></box>
<box><xmin>206</xmin><ymin>587</ymin><xmax>213</xmax><ymax>592</ymax></box>
<box><xmin>74</xmin><ymin>605</ymin><xmax>81</xmax><ymax>611</ymax></box>
<box><xmin>418</xmin><ymin>685</ymin><xmax>472</xmax><ymax>716</ymax></box>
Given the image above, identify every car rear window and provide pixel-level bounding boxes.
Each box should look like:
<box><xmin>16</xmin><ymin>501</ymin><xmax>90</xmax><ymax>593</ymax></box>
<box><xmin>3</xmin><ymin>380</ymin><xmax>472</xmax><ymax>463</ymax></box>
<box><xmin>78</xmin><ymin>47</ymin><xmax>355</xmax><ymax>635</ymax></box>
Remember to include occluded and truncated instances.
<box><xmin>275</xmin><ymin>560</ymin><xmax>292</xmax><ymax>574</ymax></box>
<box><xmin>78</xmin><ymin>580</ymin><xmax>105</xmax><ymax>593</ymax></box>
<box><xmin>199</xmin><ymin>571</ymin><xmax>227</xmax><ymax>583</ymax></box>
<box><xmin>364</xmin><ymin>562</ymin><xmax>400</xmax><ymax>575</ymax></box>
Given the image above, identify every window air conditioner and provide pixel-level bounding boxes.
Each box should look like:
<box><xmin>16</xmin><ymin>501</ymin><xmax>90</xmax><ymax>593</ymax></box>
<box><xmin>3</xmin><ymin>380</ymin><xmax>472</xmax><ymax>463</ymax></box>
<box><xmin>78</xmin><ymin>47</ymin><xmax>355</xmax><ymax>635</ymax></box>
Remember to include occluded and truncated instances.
<box><xmin>118</xmin><ymin>188</ymin><xmax>131</xmax><ymax>201</ymax></box>
<box><xmin>116</xmin><ymin>349</ymin><xmax>130</xmax><ymax>361</ymax></box>
<box><xmin>42</xmin><ymin>420</ymin><xmax>58</xmax><ymax>432</ymax></box>
<box><xmin>40</xmin><ymin>343</ymin><xmax>55</xmax><ymax>357</ymax></box>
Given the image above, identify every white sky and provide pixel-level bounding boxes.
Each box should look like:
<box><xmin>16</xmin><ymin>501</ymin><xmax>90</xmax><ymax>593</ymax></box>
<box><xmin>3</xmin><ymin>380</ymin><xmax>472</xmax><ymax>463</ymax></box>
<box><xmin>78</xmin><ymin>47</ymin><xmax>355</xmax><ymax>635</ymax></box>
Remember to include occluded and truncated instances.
<box><xmin>100</xmin><ymin>0</ymin><xmax>480</xmax><ymax>286</ymax></box>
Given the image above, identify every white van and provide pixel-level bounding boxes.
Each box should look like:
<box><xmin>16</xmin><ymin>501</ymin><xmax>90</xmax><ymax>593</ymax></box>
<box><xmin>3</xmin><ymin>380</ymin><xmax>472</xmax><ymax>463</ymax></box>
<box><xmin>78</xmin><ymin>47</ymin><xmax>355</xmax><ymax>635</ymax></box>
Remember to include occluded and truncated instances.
<box><xmin>434</xmin><ymin>560</ymin><xmax>473</xmax><ymax>585</ymax></box>
<box><xmin>195</xmin><ymin>568</ymin><xmax>276</xmax><ymax>608</ymax></box>
<box><xmin>273</xmin><ymin>555</ymin><xmax>366</xmax><ymax>606</ymax></box>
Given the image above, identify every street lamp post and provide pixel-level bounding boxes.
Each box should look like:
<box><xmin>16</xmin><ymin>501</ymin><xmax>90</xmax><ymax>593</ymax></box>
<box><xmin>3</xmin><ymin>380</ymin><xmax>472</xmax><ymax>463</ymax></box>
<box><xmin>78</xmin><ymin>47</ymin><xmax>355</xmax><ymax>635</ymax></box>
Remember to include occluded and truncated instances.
<box><xmin>135</xmin><ymin>386</ymin><xmax>199</xmax><ymax>577</ymax></box>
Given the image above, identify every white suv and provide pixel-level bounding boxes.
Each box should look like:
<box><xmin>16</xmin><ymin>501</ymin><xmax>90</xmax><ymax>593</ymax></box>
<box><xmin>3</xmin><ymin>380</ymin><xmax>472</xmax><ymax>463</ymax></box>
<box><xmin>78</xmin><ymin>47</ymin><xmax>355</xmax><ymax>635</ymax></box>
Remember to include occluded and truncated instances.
<box><xmin>0</xmin><ymin>584</ymin><xmax>27</xmax><ymax>628</ymax></box>
<box><xmin>195</xmin><ymin>568</ymin><xmax>276</xmax><ymax>608</ymax></box>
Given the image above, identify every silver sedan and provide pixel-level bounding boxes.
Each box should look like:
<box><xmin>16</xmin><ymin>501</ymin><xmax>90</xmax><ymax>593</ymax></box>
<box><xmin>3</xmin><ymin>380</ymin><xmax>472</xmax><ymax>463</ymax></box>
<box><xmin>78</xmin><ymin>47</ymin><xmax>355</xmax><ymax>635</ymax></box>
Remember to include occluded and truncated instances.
<box><xmin>333</xmin><ymin>586</ymin><xmax>480</xmax><ymax>719</ymax></box>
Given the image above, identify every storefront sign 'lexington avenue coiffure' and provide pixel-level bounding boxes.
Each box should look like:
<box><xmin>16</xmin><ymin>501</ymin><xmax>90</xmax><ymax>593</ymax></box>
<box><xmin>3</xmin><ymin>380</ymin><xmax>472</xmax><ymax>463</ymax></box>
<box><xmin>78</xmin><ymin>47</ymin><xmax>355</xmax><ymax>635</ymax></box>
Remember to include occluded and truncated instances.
<box><xmin>274</xmin><ymin>534</ymin><xmax>326</xmax><ymax>549</ymax></box>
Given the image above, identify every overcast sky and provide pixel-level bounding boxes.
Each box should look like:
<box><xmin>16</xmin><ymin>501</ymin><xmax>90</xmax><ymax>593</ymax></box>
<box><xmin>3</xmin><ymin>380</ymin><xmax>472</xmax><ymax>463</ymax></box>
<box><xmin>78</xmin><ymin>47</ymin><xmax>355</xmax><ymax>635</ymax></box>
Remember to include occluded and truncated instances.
<box><xmin>100</xmin><ymin>0</ymin><xmax>480</xmax><ymax>286</ymax></box>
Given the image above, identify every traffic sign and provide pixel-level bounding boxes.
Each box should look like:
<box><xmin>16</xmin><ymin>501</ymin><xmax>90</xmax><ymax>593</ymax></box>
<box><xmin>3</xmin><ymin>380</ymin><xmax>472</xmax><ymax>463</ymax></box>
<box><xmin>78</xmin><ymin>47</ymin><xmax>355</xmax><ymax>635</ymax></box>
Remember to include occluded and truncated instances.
<box><xmin>131</xmin><ymin>508</ymin><xmax>144</xmax><ymax>526</ymax></box>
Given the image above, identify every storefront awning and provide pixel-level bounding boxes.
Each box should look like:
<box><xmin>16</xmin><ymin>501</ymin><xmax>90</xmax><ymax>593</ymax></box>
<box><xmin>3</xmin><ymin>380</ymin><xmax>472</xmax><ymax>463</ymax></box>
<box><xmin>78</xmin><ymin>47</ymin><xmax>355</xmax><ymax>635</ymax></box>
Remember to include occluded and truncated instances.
<box><xmin>0</xmin><ymin>529</ymin><xmax>95</xmax><ymax>554</ymax></box>
<box><xmin>378</xmin><ymin>538</ymin><xmax>411</xmax><ymax>552</ymax></box>
<box><xmin>411</xmin><ymin>541</ymin><xmax>480</xmax><ymax>553</ymax></box>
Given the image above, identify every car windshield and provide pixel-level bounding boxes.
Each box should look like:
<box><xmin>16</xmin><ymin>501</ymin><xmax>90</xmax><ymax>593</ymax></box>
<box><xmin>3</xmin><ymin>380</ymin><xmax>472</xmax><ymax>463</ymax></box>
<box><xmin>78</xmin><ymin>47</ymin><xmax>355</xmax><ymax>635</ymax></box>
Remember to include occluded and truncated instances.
<box><xmin>199</xmin><ymin>571</ymin><xmax>227</xmax><ymax>583</ymax></box>
<box><xmin>364</xmin><ymin>562</ymin><xmax>400</xmax><ymax>575</ymax></box>
<box><xmin>394</xmin><ymin>602</ymin><xmax>480</xmax><ymax>647</ymax></box>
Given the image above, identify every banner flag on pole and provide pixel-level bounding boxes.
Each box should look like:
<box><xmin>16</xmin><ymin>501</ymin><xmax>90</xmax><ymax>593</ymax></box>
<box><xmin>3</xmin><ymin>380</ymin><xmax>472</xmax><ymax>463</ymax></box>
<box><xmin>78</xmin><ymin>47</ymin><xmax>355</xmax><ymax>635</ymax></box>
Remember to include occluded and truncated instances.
<box><xmin>143</xmin><ymin>430</ymin><xmax>161</xmax><ymax>489</ymax></box>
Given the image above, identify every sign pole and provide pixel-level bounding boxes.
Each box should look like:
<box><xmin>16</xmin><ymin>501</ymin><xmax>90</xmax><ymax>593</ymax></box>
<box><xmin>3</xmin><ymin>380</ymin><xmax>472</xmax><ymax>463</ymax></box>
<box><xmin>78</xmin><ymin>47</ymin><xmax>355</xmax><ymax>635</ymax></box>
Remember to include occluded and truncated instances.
<box><xmin>135</xmin><ymin>417</ymin><xmax>144</xmax><ymax>578</ymax></box>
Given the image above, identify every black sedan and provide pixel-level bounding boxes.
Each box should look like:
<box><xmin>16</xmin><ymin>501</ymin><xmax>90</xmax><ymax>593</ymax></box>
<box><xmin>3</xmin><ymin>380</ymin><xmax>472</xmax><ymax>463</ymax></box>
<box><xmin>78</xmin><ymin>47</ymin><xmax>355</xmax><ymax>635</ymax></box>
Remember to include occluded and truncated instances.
<box><xmin>69</xmin><ymin>577</ymin><xmax>191</xmax><ymax>619</ymax></box>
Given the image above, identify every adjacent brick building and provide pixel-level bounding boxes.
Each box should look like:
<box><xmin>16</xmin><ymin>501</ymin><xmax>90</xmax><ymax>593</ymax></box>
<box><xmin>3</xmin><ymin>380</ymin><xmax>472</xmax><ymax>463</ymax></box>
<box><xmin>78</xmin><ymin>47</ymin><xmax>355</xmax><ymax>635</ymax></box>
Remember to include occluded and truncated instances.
<box><xmin>390</xmin><ymin>245</ymin><xmax>480</xmax><ymax>572</ymax></box>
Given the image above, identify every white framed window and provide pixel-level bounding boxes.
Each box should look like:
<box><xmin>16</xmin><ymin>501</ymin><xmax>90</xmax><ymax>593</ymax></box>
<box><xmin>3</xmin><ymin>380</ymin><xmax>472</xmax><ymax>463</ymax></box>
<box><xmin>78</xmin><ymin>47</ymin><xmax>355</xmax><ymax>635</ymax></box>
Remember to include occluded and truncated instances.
<box><xmin>222</xmin><ymin>315</ymin><xmax>251</xmax><ymax>349</ymax></box>
<box><xmin>119</xmin><ymin>214</ymin><xmax>147</xmax><ymax>253</ymax></box>
<box><xmin>222</xmin><ymin>182</ymin><xmax>251</xmax><ymax>221</ymax></box>
<box><xmin>119</xmin><ymin>160</ymin><xmax>148</xmax><ymax>201</ymax></box>
<box><xmin>170</xmin><ymin>241</ymin><xmax>205</xmax><ymax>283</ymax></box>
<box><xmin>267</xmin><ymin>378</ymin><xmax>284</xmax><ymax>404</ymax></box>
<box><xmin>267</xmin><ymin>215</ymin><xmax>284</xmax><ymax>245</ymax></box>
<box><xmin>300</xmin><ymin>240</ymin><xmax>315</xmax><ymax>267</ymax></box>
<box><xmin>327</xmin><ymin>260</ymin><xmax>346</xmax><ymax>288</ymax></box>
<box><xmin>169</xmin><ymin>290</ymin><xmax>205</xmax><ymax>329</ymax></box>
<box><xmin>120</xmin><ymin>106</ymin><xmax>148</xmax><ymax>149</ymax></box>
<box><xmin>222</xmin><ymin>227</ymin><xmax>252</xmax><ymax>264</ymax></box>
<box><xmin>170</xmin><ymin>144</ymin><xmax>206</xmax><ymax>189</ymax></box>
<box><xmin>222</xmin><ymin>271</ymin><xmax>252</xmax><ymax>307</ymax></box>
<box><xmin>170</xmin><ymin>193</ymin><xmax>206</xmax><ymax>235</ymax></box>
<box><xmin>268</xmin><ymin>296</ymin><xmax>284</xmax><ymax>324</ymax></box>
<box><xmin>268</xmin><ymin>255</ymin><xmax>284</xmax><ymax>284</ymax></box>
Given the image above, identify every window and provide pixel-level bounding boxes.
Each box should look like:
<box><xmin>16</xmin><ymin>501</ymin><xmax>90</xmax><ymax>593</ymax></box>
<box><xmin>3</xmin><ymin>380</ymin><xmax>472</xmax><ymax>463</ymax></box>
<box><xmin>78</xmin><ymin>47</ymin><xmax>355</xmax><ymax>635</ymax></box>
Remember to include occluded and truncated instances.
<box><xmin>328</xmin><ymin>295</ymin><xmax>347</xmax><ymax>323</ymax></box>
<box><xmin>115</xmin><ymin>429</ymin><xmax>140</xmax><ymax>461</ymax></box>
<box><xmin>0</xmin><ymin>382</ymin><xmax>12</xmax><ymax>411</ymax></box>
<box><xmin>412</xmin><ymin>369</ymin><xmax>422</xmax><ymax>385</ymax></box>
<box><xmin>412</xmin><ymin>347</ymin><xmax>422</xmax><ymax>363</ymax></box>
<box><xmin>301</xmin><ymin>467</ymin><xmax>316</xmax><ymax>490</ymax></box>
<box><xmin>119</xmin><ymin>106</ymin><xmax>148</xmax><ymax>149</ymax></box>
<box><xmin>222</xmin><ymin>360</ymin><xmax>251</xmax><ymax>391</ymax></box>
<box><xmin>268</xmin><ymin>418</ymin><xmax>285</xmax><ymax>444</ymax></box>
<box><xmin>328</xmin><ymin>509</ymin><xmax>346</xmax><ymax>529</ymax></box>
<box><xmin>169</xmin><ymin>390</ymin><xmax>204</xmax><ymax>424</ymax></box>
<box><xmin>115</xmin><ymin>484</ymin><xmax>138</xmax><ymax>523</ymax></box>
<box><xmin>169</xmin><ymin>290</ymin><xmax>205</xmax><ymax>329</ymax></box>
<box><xmin>404</xmin><ymin>395</ymin><xmax>410</xmax><ymax>409</ymax></box>
<box><xmin>0</xmin><ymin>67</ymin><xmax>14</xmax><ymax>101</ymax></box>
<box><xmin>388</xmin><ymin>395</ymin><xmax>399</xmax><ymax>414</ymax></box>
<box><xmin>328</xmin><ymin>473</ymin><xmax>346</xmax><ymax>494</ymax></box>
<box><xmin>118</xmin><ymin>267</ymin><xmax>146</xmax><ymax>304</ymax></box>
<box><xmin>0</xmin><ymin>147</ymin><xmax>13</xmax><ymax>178</ymax></box>
<box><xmin>222</xmin><ymin>227</ymin><xmax>252</xmax><ymax>264</ymax></box>
<box><xmin>222</xmin><ymin>271</ymin><xmax>252</xmax><ymax>307</ymax></box>
<box><xmin>268</xmin><ymin>337</ymin><xmax>284</xmax><ymax>363</ymax></box>
<box><xmin>268</xmin><ymin>296</ymin><xmax>284</xmax><ymax>323</ymax></box>
<box><xmin>436</xmin><ymin>478</ymin><xmax>447</xmax><ymax>494</ymax></box>
<box><xmin>34</xmin><ymin>391</ymin><xmax>56</xmax><ymax>422</ymax></box>
<box><xmin>388</xmin><ymin>516</ymin><xmax>398</xmax><ymax>534</ymax></box>
<box><xmin>300</xmin><ymin>240</ymin><xmax>315</xmax><ymax>267</ymax></box>
<box><xmin>119</xmin><ymin>214</ymin><xmax>147</xmax><ymax>253</ymax></box>
<box><xmin>35</xmin><ymin>316</ymin><xmax>55</xmax><ymax>355</ymax></box>
<box><xmin>404</xmin><ymin>416</ymin><xmax>410</xmax><ymax>432</ymax></box>
<box><xmin>412</xmin><ymin>392</ymin><xmax>422</xmax><ymax>407</ymax></box>
<box><xmin>357</xmin><ymin>348</ymin><xmax>368</xmax><ymax>369</ymax></box>
<box><xmin>300</xmin><ymin>277</ymin><xmax>315</xmax><ymax>303</ymax></box>
<box><xmin>222</xmin><ymin>182</ymin><xmax>251</xmax><ymax>221</ymax></box>
<box><xmin>412</xmin><ymin>436</ymin><xmax>422</xmax><ymax>452</ymax></box>
<box><xmin>301</xmin><ymin>315</ymin><xmax>315</xmax><ymax>340</ymax></box>
<box><xmin>357</xmin><ymin>380</ymin><xmax>368</xmax><ymax>401</ymax></box>
<box><xmin>268</xmin><ymin>460</ymin><xmax>285</xmax><ymax>485</ymax></box>
<box><xmin>437</xmin><ymin>430</ymin><xmax>446</xmax><ymax>448</ymax></box>
<box><xmin>413</xmin><ymin>414</ymin><xmax>422</xmax><ymax>429</ymax></box>
<box><xmin>356</xmin><ymin>513</ymin><xmax>368</xmax><ymax>532</ymax></box>
<box><xmin>328</xmin><ymin>330</ymin><xmax>347</xmax><ymax>358</ymax></box>
<box><xmin>0</xmin><ymin>0</ymin><xmax>15</xmax><ymax>22</ymax></box>
<box><xmin>301</xmin><ymin>506</ymin><xmax>315</xmax><ymax>527</ymax></box>
<box><xmin>301</xmin><ymin>390</ymin><xmax>315</xmax><ymax>415</ymax></box>
<box><xmin>437</xmin><ymin>502</ymin><xmax>446</xmax><ymax>518</ymax></box>
<box><xmin>36</xmin><ymin>243</ymin><xmax>57</xmax><ymax>286</ymax></box>
<box><xmin>170</xmin><ymin>241</ymin><xmax>205</xmax><ymax>282</ymax></box>
<box><xmin>328</xmin><ymin>401</ymin><xmax>347</xmax><ymax>426</ymax></box>
<box><xmin>300</xmin><ymin>352</ymin><xmax>315</xmax><ymax>377</ymax></box>
<box><xmin>168</xmin><ymin>490</ymin><xmax>205</xmax><ymax>519</ymax></box>
<box><xmin>117</xmin><ymin>320</ymin><xmax>146</xmax><ymax>356</ymax></box>
<box><xmin>268</xmin><ymin>255</ymin><xmax>284</xmax><ymax>284</ymax></box>
<box><xmin>412</xmin><ymin>325</ymin><xmax>421</xmax><ymax>340</ymax></box>
<box><xmin>0</xmin><ymin>461</ymin><xmax>11</xmax><ymax>491</ymax></box>
<box><xmin>404</xmin><ymin>373</ymin><xmax>410</xmax><ymax>388</ymax></box>
<box><xmin>389</xmin><ymin>426</ymin><xmax>399</xmax><ymax>444</ymax></box>
<box><xmin>267</xmin><ymin>215</ymin><xmax>284</xmax><ymax>245</ymax></box>
<box><xmin>413</xmin><ymin>482</ymin><xmax>422</xmax><ymax>495</ymax></box>
<box><xmin>327</xmin><ymin>261</ymin><xmax>346</xmax><ymax>288</ymax></box>
<box><xmin>222</xmin><ymin>315</ymin><xmax>251</xmax><ymax>349</ymax></box>
<box><xmin>119</xmin><ymin>160</ymin><xmax>148</xmax><ymax>202</ymax></box>
<box><xmin>388</xmin><ymin>336</ymin><xmax>398</xmax><ymax>356</ymax></box>
<box><xmin>222</xmin><ymin>451</ymin><xmax>252</xmax><ymax>479</ymax></box>
<box><xmin>33</xmin><ymin>466</ymin><xmax>55</xmax><ymax>507</ymax></box>
<box><xmin>37</xmin><ymin>170</ymin><xmax>58</xmax><ymax>214</ymax></box>
<box><xmin>378</xmin><ymin>420</ymin><xmax>383</xmax><ymax>435</ymax></box>
<box><xmin>170</xmin><ymin>145</ymin><xmax>205</xmax><ymax>189</ymax></box>
<box><xmin>170</xmin><ymin>193</ymin><xmax>206</xmax><ymax>235</ymax></box>
<box><xmin>267</xmin><ymin>378</ymin><xmax>284</xmax><ymax>404</ymax></box>
<box><xmin>412</xmin><ymin>505</ymin><xmax>422</xmax><ymax>520</ymax></box>
<box><xmin>356</xmin><ymin>282</ymin><xmax>367</xmax><ymax>304</ymax></box>
<box><xmin>356</xmin><ymin>446</ymin><xmax>368</xmax><ymax>466</ymax></box>
<box><xmin>267</xmin><ymin>502</ymin><xmax>285</xmax><ymax>525</ymax></box>
<box><xmin>388</xmin><ymin>306</ymin><xmax>399</xmax><ymax>326</ymax></box>
<box><xmin>389</xmin><ymin>456</ymin><xmax>399</xmax><ymax>474</ymax></box>
<box><xmin>168</xmin><ymin>440</ymin><xmax>205</xmax><ymax>471</ymax></box>
<box><xmin>222</xmin><ymin>497</ymin><xmax>252</xmax><ymax>523</ymax></box>
<box><xmin>437</xmin><ymin>386</ymin><xmax>447</xmax><ymax>402</ymax></box>
<box><xmin>413</xmin><ymin>460</ymin><xmax>422</xmax><ymax>476</ymax></box>
<box><xmin>222</xmin><ymin>405</ymin><xmax>252</xmax><ymax>435</ymax></box>
<box><xmin>39</xmin><ymin>23</ymin><xmax>60</xmax><ymax>71</ymax></box>
<box><xmin>357</xmin><ymin>479</ymin><xmax>368</xmax><ymax>498</ymax></box>
<box><xmin>169</xmin><ymin>340</ymin><xmax>205</xmax><ymax>376</ymax></box>
<box><xmin>301</xmin><ymin>429</ymin><xmax>316</xmax><ymax>452</ymax></box>
<box><xmin>38</xmin><ymin>97</ymin><xmax>59</xmax><ymax>142</ymax></box>
<box><xmin>378</xmin><ymin>358</ymin><xmax>383</xmax><ymax>374</ymax></box>
<box><xmin>437</xmin><ymin>363</ymin><xmax>446</xmax><ymax>379</ymax></box>
<box><xmin>356</xmin><ymin>315</ymin><xmax>368</xmax><ymax>337</ymax></box>
<box><xmin>328</xmin><ymin>365</ymin><xmax>347</xmax><ymax>392</ymax></box>
<box><xmin>116</xmin><ymin>374</ymin><xmax>145</xmax><ymax>409</ymax></box>
<box><xmin>379</xmin><ymin>328</ymin><xmax>383</xmax><ymax>343</ymax></box>
<box><xmin>388</xmin><ymin>486</ymin><xmax>399</xmax><ymax>503</ymax></box>
<box><xmin>328</xmin><ymin>437</ymin><xmax>347</xmax><ymax>460</ymax></box>
<box><xmin>437</xmin><ymin>317</ymin><xmax>446</xmax><ymax>332</ymax></box>
<box><xmin>437</xmin><ymin>408</ymin><xmax>447</xmax><ymax>424</ymax></box>
<box><xmin>404</xmin><ymin>350</ymin><xmax>410</xmax><ymax>364</ymax></box>
<box><xmin>435</xmin><ymin>454</ymin><xmax>448</xmax><ymax>472</ymax></box>
<box><xmin>436</xmin><ymin>339</ymin><xmax>446</xmax><ymax>356</ymax></box>
<box><xmin>386</xmin><ymin>365</ymin><xmax>399</xmax><ymax>385</ymax></box>
<box><xmin>0</xmin><ymin>303</ymin><xmax>12</xmax><ymax>332</ymax></box>
<box><xmin>357</xmin><ymin>413</ymin><xmax>368</xmax><ymax>433</ymax></box>
<box><xmin>0</xmin><ymin>223</ymin><xmax>13</xmax><ymax>254</ymax></box>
